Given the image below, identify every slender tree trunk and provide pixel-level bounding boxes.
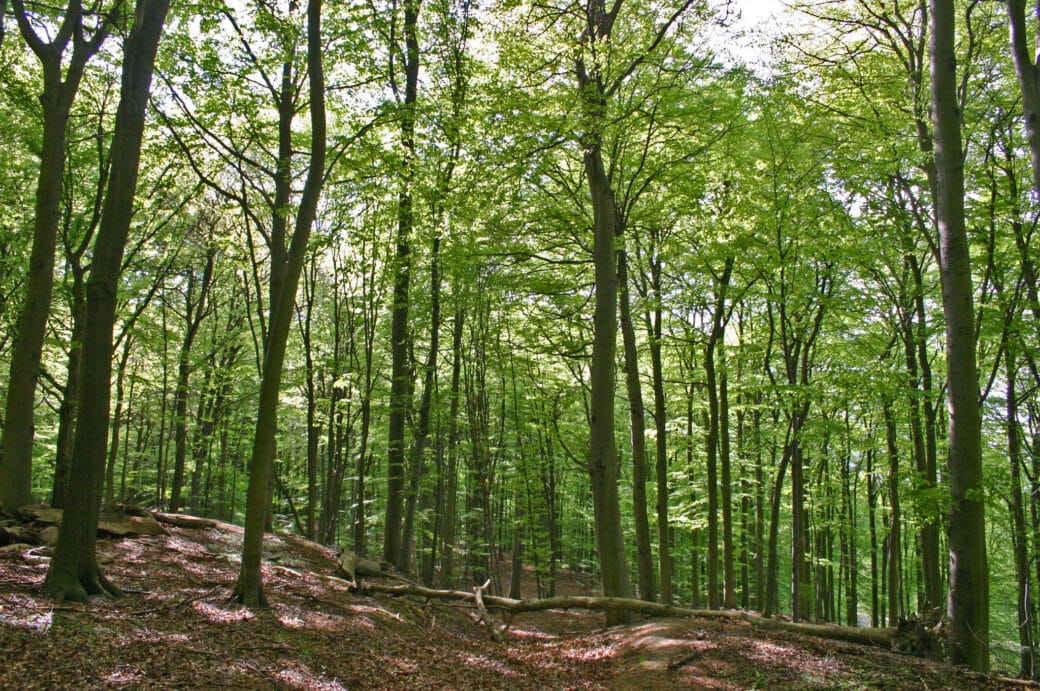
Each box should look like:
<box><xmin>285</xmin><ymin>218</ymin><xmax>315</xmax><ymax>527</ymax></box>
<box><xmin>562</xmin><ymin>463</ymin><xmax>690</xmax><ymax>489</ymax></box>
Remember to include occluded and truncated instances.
<box><xmin>867</xmin><ymin>448</ymin><xmax>880</xmax><ymax>628</ymax></box>
<box><xmin>719</xmin><ymin>347</ymin><xmax>735</xmax><ymax>609</ymax></box>
<box><xmin>763</xmin><ymin>440</ymin><xmax>790</xmax><ymax>618</ymax></box>
<box><xmin>646</xmin><ymin>250</ymin><xmax>672</xmax><ymax>604</ymax></box>
<box><xmin>1006</xmin><ymin>344</ymin><xmax>1036</xmax><ymax>678</ymax></box>
<box><xmin>908</xmin><ymin>253</ymin><xmax>943</xmax><ymax>611</ymax></box>
<box><xmin>298</xmin><ymin>261</ymin><xmax>320</xmax><ymax>540</ymax></box>
<box><xmin>232</xmin><ymin>0</ymin><xmax>326</xmax><ymax>606</ymax></box>
<box><xmin>440</xmin><ymin>308</ymin><xmax>464</xmax><ymax>588</ymax></box>
<box><xmin>930</xmin><ymin>0</ymin><xmax>989</xmax><ymax>671</ymax></box>
<box><xmin>618</xmin><ymin>243</ymin><xmax>654</xmax><ymax>601</ymax></box>
<box><xmin>384</xmin><ymin>0</ymin><xmax>421</xmax><ymax>569</ymax></box>
<box><xmin>170</xmin><ymin>251</ymin><xmax>214</xmax><ymax>512</ymax></box>
<box><xmin>104</xmin><ymin>336</ymin><xmax>134</xmax><ymax>508</ymax></box>
<box><xmin>704</xmin><ymin>351</ymin><xmax>721</xmax><ymax>610</ymax></box>
<box><xmin>883</xmin><ymin>401</ymin><xmax>902</xmax><ymax>626</ymax></box>
<box><xmin>44</xmin><ymin>0</ymin><xmax>169</xmax><ymax>602</ymax></box>
<box><xmin>1007</xmin><ymin>0</ymin><xmax>1040</xmax><ymax>194</ymax></box>
<box><xmin>402</xmin><ymin>235</ymin><xmax>442</xmax><ymax>571</ymax></box>
<box><xmin>52</xmin><ymin>265</ymin><xmax>87</xmax><ymax>508</ymax></box>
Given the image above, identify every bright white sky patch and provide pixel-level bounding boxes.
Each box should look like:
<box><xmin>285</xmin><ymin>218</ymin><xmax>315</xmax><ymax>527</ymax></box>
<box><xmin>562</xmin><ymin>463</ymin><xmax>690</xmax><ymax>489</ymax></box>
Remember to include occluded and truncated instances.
<box><xmin>711</xmin><ymin>0</ymin><xmax>795</xmax><ymax>73</ymax></box>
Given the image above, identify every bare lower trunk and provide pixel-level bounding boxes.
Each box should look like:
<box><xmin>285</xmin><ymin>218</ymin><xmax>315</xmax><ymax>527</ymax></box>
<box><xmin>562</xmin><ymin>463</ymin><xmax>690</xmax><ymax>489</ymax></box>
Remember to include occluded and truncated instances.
<box><xmin>44</xmin><ymin>0</ymin><xmax>169</xmax><ymax>602</ymax></box>
<box><xmin>930</xmin><ymin>0</ymin><xmax>988</xmax><ymax>670</ymax></box>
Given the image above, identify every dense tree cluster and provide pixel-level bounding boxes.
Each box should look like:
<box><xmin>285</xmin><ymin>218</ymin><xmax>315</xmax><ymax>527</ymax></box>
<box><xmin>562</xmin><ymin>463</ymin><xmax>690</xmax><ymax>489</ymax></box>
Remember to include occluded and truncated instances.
<box><xmin>2</xmin><ymin>0</ymin><xmax>1039</xmax><ymax>675</ymax></box>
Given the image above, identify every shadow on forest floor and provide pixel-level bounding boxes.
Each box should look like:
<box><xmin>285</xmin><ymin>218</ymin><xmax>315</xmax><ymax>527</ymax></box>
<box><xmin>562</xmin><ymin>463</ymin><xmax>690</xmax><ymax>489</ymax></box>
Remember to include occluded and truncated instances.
<box><xmin>0</xmin><ymin>515</ymin><xmax>1029</xmax><ymax>689</ymax></box>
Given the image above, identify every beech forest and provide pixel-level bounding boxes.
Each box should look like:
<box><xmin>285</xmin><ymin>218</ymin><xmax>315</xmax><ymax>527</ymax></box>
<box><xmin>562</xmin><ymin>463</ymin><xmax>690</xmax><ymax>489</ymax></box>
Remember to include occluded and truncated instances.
<box><xmin>0</xmin><ymin>0</ymin><xmax>1038</xmax><ymax>686</ymax></box>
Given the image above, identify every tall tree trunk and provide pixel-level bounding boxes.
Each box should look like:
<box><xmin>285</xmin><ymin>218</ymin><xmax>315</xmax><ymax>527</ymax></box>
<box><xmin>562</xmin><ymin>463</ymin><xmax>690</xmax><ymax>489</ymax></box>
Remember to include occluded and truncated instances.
<box><xmin>1007</xmin><ymin>0</ymin><xmax>1040</xmax><ymax>194</ymax></box>
<box><xmin>440</xmin><ymin>308</ymin><xmax>464</xmax><ymax>588</ymax></box>
<box><xmin>384</xmin><ymin>0</ymin><xmax>421</xmax><ymax>569</ymax></box>
<box><xmin>719</xmin><ymin>347</ymin><xmax>735</xmax><ymax>610</ymax></box>
<box><xmin>1</xmin><ymin>1</ymin><xmax>113</xmax><ymax>510</ymax></box>
<box><xmin>104</xmin><ymin>336</ymin><xmax>134</xmax><ymax>509</ymax></box>
<box><xmin>52</xmin><ymin>265</ymin><xmax>87</xmax><ymax>508</ymax></box>
<box><xmin>232</xmin><ymin>0</ymin><xmax>326</xmax><ymax>607</ymax></box>
<box><xmin>883</xmin><ymin>401</ymin><xmax>902</xmax><ymax>626</ymax></box>
<box><xmin>578</xmin><ymin>35</ymin><xmax>632</xmax><ymax>616</ymax></box>
<box><xmin>645</xmin><ymin>246</ymin><xmax>672</xmax><ymax>604</ymax></box>
<box><xmin>584</xmin><ymin>135</ymin><xmax>632</xmax><ymax>621</ymax></box>
<box><xmin>1006</xmin><ymin>341</ymin><xmax>1035</xmax><ymax>678</ymax></box>
<box><xmin>867</xmin><ymin>448</ymin><xmax>880</xmax><ymax>628</ymax></box>
<box><xmin>930</xmin><ymin>1</ymin><xmax>989</xmax><ymax>669</ymax></box>
<box><xmin>618</xmin><ymin>243</ymin><xmax>654</xmax><ymax>601</ymax></box>
<box><xmin>704</xmin><ymin>349</ymin><xmax>721</xmax><ymax>610</ymax></box>
<box><xmin>170</xmin><ymin>250</ymin><xmax>214</xmax><ymax>512</ymax></box>
<box><xmin>402</xmin><ymin>235</ymin><xmax>442</xmax><ymax>571</ymax></box>
<box><xmin>44</xmin><ymin>0</ymin><xmax>169</xmax><ymax>602</ymax></box>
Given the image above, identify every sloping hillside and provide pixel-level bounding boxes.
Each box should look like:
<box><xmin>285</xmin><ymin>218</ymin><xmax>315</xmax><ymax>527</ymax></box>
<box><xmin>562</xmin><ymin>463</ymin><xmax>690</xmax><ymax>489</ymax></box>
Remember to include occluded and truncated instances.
<box><xmin>0</xmin><ymin>515</ymin><xmax>1028</xmax><ymax>689</ymax></box>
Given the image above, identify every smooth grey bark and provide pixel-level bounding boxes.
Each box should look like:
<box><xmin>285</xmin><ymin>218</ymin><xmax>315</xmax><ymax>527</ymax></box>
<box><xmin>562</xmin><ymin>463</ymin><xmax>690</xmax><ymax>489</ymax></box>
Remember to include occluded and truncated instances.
<box><xmin>43</xmin><ymin>0</ymin><xmax>169</xmax><ymax>602</ymax></box>
<box><xmin>929</xmin><ymin>0</ymin><xmax>989</xmax><ymax>671</ymax></box>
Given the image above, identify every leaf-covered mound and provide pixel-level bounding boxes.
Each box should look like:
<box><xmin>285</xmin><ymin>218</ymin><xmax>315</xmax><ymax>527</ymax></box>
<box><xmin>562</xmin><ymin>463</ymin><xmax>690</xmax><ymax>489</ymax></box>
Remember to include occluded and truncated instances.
<box><xmin>0</xmin><ymin>519</ymin><xmax>1027</xmax><ymax>689</ymax></box>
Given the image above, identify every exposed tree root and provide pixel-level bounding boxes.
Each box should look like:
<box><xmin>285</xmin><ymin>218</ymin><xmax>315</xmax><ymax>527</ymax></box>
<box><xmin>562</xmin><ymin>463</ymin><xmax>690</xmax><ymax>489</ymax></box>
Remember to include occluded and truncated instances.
<box><xmin>231</xmin><ymin>571</ymin><xmax>268</xmax><ymax>607</ymax></box>
<box><xmin>43</xmin><ymin>564</ymin><xmax>123</xmax><ymax>603</ymax></box>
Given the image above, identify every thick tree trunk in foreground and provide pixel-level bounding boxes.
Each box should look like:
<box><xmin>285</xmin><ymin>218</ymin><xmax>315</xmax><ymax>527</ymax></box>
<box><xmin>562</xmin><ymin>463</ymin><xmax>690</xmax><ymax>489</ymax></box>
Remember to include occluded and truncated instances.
<box><xmin>585</xmin><ymin>136</ymin><xmax>633</xmax><ymax>623</ymax></box>
<box><xmin>44</xmin><ymin>0</ymin><xmax>169</xmax><ymax>602</ymax></box>
<box><xmin>0</xmin><ymin>0</ymin><xmax>113</xmax><ymax>511</ymax></box>
<box><xmin>232</xmin><ymin>0</ymin><xmax>326</xmax><ymax>607</ymax></box>
<box><xmin>929</xmin><ymin>0</ymin><xmax>989</xmax><ymax>671</ymax></box>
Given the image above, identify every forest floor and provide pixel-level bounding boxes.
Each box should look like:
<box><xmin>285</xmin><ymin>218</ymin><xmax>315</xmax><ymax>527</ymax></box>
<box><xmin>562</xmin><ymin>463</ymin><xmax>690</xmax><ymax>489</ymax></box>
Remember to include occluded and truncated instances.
<box><xmin>0</xmin><ymin>515</ymin><xmax>1032</xmax><ymax>690</ymax></box>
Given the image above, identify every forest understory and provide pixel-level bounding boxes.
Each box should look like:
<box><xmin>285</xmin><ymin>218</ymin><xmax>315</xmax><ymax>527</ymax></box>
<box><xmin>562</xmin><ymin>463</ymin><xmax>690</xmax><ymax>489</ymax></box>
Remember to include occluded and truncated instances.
<box><xmin>0</xmin><ymin>513</ymin><xmax>1026</xmax><ymax>690</ymax></box>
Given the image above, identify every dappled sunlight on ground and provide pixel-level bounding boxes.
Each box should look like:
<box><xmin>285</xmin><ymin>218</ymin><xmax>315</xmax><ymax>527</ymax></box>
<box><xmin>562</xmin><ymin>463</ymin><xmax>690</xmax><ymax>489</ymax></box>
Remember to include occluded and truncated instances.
<box><xmin>0</xmin><ymin>520</ymin><xmax>1016</xmax><ymax>690</ymax></box>
<box><xmin>0</xmin><ymin>594</ymin><xmax>51</xmax><ymax>632</ymax></box>
<box><xmin>457</xmin><ymin>651</ymin><xmax>524</xmax><ymax>677</ymax></box>
<box><xmin>129</xmin><ymin>627</ymin><xmax>190</xmax><ymax>644</ymax></box>
<box><xmin>271</xmin><ymin>664</ymin><xmax>348</xmax><ymax>691</ymax></box>
<box><xmin>272</xmin><ymin>603</ymin><xmax>346</xmax><ymax>632</ymax></box>
<box><xmin>193</xmin><ymin>600</ymin><xmax>255</xmax><ymax>623</ymax></box>
<box><xmin>558</xmin><ymin>639</ymin><xmax>621</xmax><ymax>662</ymax></box>
<box><xmin>103</xmin><ymin>664</ymin><xmax>147</xmax><ymax>685</ymax></box>
<box><xmin>508</xmin><ymin>626</ymin><xmax>557</xmax><ymax>640</ymax></box>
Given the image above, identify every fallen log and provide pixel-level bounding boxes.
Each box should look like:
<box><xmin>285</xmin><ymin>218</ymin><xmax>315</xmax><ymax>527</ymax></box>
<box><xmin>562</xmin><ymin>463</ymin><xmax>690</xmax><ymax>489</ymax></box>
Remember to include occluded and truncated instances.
<box><xmin>150</xmin><ymin>512</ymin><xmax>217</xmax><ymax>530</ymax></box>
<box><xmin>360</xmin><ymin>582</ymin><xmax>896</xmax><ymax>650</ymax></box>
<box><xmin>17</xmin><ymin>505</ymin><xmax>167</xmax><ymax>538</ymax></box>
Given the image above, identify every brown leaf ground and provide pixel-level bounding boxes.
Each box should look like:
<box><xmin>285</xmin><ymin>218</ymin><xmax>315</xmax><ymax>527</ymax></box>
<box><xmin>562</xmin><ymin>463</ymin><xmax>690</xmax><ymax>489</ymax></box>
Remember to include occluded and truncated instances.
<box><xmin>0</xmin><ymin>520</ymin><xmax>1030</xmax><ymax>689</ymax></box>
